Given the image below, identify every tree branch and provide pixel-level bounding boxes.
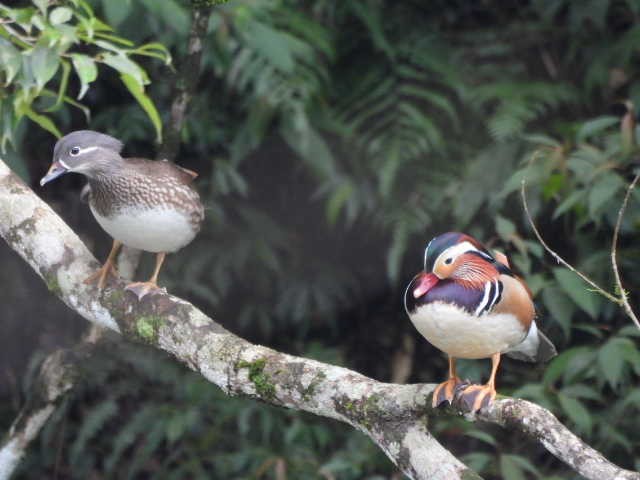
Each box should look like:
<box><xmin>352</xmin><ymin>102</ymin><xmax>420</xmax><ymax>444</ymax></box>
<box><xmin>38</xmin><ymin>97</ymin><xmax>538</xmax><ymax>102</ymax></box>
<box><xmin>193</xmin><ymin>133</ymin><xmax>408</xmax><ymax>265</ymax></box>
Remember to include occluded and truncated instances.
<box><xmin>0</xmin><ymin>328</ymin><xmax>107</xmax><ymax>480</ymax></box>
<box><xmin>157</xmin><ymin>4</ymin><xmax>213</xmax><ymax>161</ymax></box>
<box><xmin>610</xmin><ymin>173</ymin><xmax>640</xmax><ymax>330</ymax></box>
<box><xmin>1</xmin><ymin>159</ymin><xmax>638</xmax><ymax>480</ymax></box>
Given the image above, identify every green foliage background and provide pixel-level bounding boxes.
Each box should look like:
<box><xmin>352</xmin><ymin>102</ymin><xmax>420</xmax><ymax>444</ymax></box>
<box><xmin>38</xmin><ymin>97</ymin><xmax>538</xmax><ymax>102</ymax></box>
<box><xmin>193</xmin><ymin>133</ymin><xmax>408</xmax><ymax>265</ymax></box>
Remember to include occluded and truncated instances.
<box><xmin>1</xmin><ymin>0</ymin><xmax>640</xmax><ymax>479</ymax></box>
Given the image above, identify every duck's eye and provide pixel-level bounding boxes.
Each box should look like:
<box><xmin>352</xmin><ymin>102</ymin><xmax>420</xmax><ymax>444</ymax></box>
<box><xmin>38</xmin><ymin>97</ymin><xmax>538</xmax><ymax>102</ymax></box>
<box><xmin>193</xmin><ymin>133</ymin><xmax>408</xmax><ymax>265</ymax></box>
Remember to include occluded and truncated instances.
<box><xmin>444</xmin><ymin>257</ymin><xmax>453</xmax><ymax>265</ymax></box>
<box><xmin>70</xmin><ymin>146</ymin><xmax>80</xmax><ymax>156</ymax></box>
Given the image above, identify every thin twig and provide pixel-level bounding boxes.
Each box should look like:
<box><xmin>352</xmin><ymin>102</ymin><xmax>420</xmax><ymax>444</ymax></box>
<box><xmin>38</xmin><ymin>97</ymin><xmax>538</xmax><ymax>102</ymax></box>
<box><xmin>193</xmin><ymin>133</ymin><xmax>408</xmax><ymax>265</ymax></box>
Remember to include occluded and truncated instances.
<box><xmin>611</xmin><ymin>173</ymin><xmax>640</xmax><ymax>330</ymax></box>
<box><xmin>520</xmin><ymin>179</ymin><xmax>620</xmax><ymax>304</ymax></box>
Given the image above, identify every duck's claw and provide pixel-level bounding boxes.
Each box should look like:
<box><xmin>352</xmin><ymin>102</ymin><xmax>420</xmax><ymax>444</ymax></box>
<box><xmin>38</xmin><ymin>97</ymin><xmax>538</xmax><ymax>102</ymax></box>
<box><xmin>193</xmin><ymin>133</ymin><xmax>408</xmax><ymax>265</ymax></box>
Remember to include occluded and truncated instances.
<box><xmin>125</xmin><ymin>281</ymin><xmax>165</xmax><ymax>300</ymax></box>
<box><xmin>456</xmin><ymin>384</ymin><xmax>496</xmax><ymax>413</ymax></box>
<box><xmin>432</xmin><ymin>377</ymin><xmax>467</xmax><ymax>408</ymax></box>
<box><xmin>84</xmin><ymin>263</ymin><xmax>118</xmax><ymax>290</ymax></box>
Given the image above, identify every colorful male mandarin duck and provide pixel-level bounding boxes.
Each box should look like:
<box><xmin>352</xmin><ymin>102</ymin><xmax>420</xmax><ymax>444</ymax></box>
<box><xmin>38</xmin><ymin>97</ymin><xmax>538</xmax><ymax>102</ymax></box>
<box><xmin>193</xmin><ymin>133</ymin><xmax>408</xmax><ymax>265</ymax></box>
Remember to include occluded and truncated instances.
<box><xmin>404</xmin><ymin>232</ymin><xmax>556</xmax><ymax>412</ymax></box>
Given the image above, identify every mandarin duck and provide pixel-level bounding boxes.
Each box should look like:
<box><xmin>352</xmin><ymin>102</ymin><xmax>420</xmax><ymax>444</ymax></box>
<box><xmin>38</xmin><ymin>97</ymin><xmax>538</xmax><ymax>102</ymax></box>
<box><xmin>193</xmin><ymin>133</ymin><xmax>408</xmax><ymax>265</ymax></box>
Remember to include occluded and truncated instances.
<box><xmin>40</xmin><ymin>130</ymin><xmax>204</xmax><ymax>298</ymax></box>
<box><xmin>404</xmin><ymin>232</ymin><xmax>556</xmax><ymax>412</ymax></box>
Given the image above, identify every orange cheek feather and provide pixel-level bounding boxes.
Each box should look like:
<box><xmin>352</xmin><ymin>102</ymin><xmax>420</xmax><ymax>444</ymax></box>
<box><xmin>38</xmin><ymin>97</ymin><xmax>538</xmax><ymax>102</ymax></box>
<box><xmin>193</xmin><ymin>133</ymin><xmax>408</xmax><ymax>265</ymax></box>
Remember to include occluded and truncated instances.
<box><xmin>450</xmin><ymin>254</ymin><xmax>499</xmax><ymax>289</ymax></box>
<box><xmin>433</xmin><ymin>261</ymin><xmax>455</xmax><ymax>279</ymax></box>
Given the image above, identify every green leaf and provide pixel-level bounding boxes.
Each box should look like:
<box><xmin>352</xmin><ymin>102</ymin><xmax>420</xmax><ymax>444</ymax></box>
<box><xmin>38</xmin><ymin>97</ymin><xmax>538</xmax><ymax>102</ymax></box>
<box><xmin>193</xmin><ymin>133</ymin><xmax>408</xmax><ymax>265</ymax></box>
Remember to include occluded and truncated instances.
<box><xmin>561</xmin><ymin>384</ymin><xmax>601</xmax><ymax>401</ymax></box>
<box><xmin>552</xmin><ymin>268</ymin><xmax>600</xmax><ymax>318</ymax></box>
<box><xmin>499</xmin><ymin>454</ymin><xmax>527</xmax><ymax>480</ymax></box>
<box><xmin>598</xmin><ymin>338</ymin><xmax>625</xmax><ymax>389</ymax></box>
<box><xmin>280</xmin><ymin>120</ymin><xmax>337</xmax><ymax>180</ymax></box>
<box><xmin>495</xmin><ymin>215</ymin><xmax>516</xmax><ymax>240</ymax></box>
<box><xmin>465</xmin><ymin>430</ymin><xmax>497</xmax><ymax>446</ymax></box>
<box><xmin>131</xmin><ymin>42</ymin><xmax>172</xmax><ymax>65</ymax></box>
<box><xmin>139</xmin><ymin>0</ymin><xmax>190</xmax><ymax>35</ymax></box>
<box><xmin>558</xmin><ymin>392</ymin><xmax>592</xmax><ymax>433</ymax></box>
<box><xmin>44</xmin><ymin>60</ymin><xmax>70</xmax><ymax>111</ymax></box>
<box><xmin>588</xmin><ymin>173</ymin><xmax>623</xmax><ymax>216</ymax></box>
<box><xmin>70</xmin><ymin>399</ymin><xmax>118</xmax><ymax>466</ymax></box>
<box><xmin>24</xmin><ymin>108</ymin><xmax>61</xmax><ymax>138</ymax></box>
<box><xmin>598</xmin><ymin>337</ymin><xmax>632</xmax><ymax>387</ymax></box>
<box><xmin>32</xmin><ymin>0</ymin><xmax>48</xmax><ymax>14</ymax></box>
<box><xmin>619</xmin><ymin>338</ymin><xmax>640</xmax><ymax>375</ymax></box>
<box><xmin>70</xmin><ymin>53</ymin><xmax>97</xmax><ymax>99</ymax></box>
<box><xmin>619</xmin><ymin>325</ymin><xmax>640</xmax><ymax>337</ymax></box>
<box><xmin>0</xmin><ymin>38</ymin><xmax>22</xmax><ymax>83</ymax></box>
<box><xmin>49</xmin><ymin>6</ymin><xmax>73</xmax><ymax>25</ymax></box>
<box><xmin>503</xmin><ymin>454</ymin><xmax>541</xmax><ymax>477</ymax></box>
<box><xmin>553</xmin><ymin>189</ymin><xmax>586</xmax><ymax>219</ymax></box>
<box><xmin>94</xmin><ymin>39</ymin><xmax>124</xmax><ymax>53</ymax></box>
<box><xmin>103</xmin><ymin>0</ymin><xmax>131</xmax><ymax>27</ymax></box>
<box><xmin>543</xmin><ymin>346</ymin><xmax>592</xmax><ymax>386</ymax></box>
<box><xmin>102</xmin><ymin>53</ymin><xmax>148</xmax><ymax>86</ymax></box>
<box><xmin>40</xmin><ymin>89</ymin><xmax>91</xmax><ymax>122</ymax></box>
<box><xmin>29</xmin><ymin>45</ymin><xmax>60</xmax><ymax>90</ymax></box>
<box><xmin>326</xmin><ymin>182</ymin><xmax>353</xmax><ymax>226</ymax></box>
<box><xmin>522</xmin><ymin>133</ymin><xmax>561</xmax><ymax>147</ymax></box>
<box><xmin>119</xmin><ymin>73</ymin><xmax>162</xmax><ymax>142</ymax></box>
<box><xmin>462</xmin><ymin>452</ymin><xmax>492</xmax><ymax>473</ymax></box>
<box><xmin>387</xmin><ymin>223</ymin><xmax>408</xmax><ymax>283</ymax></box>
<box><xmin>4</xmin><ymin>152</ymin><xmax>30</xmax><ymax>183</ymax></box>
<box><xmin>94</xmin><ymin>32</ymin><xmax>135</xmax><ymax>47</ymax></box>
<box><xmin>542</xmin><ymin>286</ymin><xmax>575</xmax><ymax>339</ymax></box>
<box><xmin>576</xmin><ymin>115</ymin><xmax>618</xmax><ymax>142</ymax></box>
<box><xmin>242</xmin><ymin>21</ymin><xmax>295</xmax><ymax>73</ymax></box>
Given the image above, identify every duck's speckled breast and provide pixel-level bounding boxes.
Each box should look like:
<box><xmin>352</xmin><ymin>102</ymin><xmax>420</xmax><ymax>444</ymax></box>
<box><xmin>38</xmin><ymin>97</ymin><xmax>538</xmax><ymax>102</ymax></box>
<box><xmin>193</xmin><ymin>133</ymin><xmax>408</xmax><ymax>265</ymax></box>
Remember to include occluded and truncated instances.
<box><xmin>88</xmin><ymin>171</ymin><xmax>204</xmax><ymax>252</ymax></box>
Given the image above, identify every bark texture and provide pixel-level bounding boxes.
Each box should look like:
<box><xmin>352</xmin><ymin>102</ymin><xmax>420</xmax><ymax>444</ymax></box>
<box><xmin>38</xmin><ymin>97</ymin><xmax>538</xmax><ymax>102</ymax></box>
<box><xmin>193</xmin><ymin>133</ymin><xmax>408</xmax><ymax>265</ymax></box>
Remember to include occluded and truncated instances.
<box><xmin>1</xmin><ymin>158</ymin><xmax>639</xmax><ymax>480</ymax></box>
<box><xmin>156</xmin><ymin>5</ymin><xmax>213</xmax><ymax>161</ymax></box>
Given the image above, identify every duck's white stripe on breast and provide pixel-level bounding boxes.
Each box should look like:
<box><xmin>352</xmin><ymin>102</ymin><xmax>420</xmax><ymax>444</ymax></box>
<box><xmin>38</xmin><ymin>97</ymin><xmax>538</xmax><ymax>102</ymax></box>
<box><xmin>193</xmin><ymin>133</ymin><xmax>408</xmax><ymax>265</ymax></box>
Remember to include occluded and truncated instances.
<box><xmin>474</xmin><ymin>281</ymin><xmax>492</xmax><ymax>316</ymax></box>
<box><xmin>490</xmin><ymin>278</ymin><xmax>502</xmax><ymax>307</ymax></box>
<box><xmin>474</xmin><ymin>279</ymin><xmax>504</xmax><ymax>316</ymax></box>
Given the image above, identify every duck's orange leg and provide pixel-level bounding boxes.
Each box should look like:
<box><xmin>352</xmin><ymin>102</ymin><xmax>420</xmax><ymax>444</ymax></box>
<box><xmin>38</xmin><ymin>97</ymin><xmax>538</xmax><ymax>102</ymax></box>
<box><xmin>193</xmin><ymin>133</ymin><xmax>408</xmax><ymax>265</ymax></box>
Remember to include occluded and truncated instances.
<box><xmin>432</xmin><ymin>356</ymin><xmax>464</xmax><ymax>407</ymax></box>
<box><xmin>84</xmin><ymin>240</ymin><xmax>121</xmax><ymax>290</ymax></box>
<box><xmin>457</xmin><ymin>352</ymin><xmax>500</xmax><ymax>412</ymax></box>
<box><xmin>126</xmin><ymin>252</ymin><xmax>166</xmax><ymax>299</ymax></box>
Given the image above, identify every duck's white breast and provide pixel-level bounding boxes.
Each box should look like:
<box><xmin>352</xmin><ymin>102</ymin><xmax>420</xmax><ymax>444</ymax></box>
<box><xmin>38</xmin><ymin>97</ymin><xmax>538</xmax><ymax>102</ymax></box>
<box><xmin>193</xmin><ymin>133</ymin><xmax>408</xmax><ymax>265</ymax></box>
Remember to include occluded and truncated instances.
<box><xmin>409</xmin><ymin>302</ymin><xmax>527</xmax><ymax>359</ymax></box>
<box><xmin>90</xmin><ymin>205</ymin><xmax>196</xmax><ymax>253</ymax></box>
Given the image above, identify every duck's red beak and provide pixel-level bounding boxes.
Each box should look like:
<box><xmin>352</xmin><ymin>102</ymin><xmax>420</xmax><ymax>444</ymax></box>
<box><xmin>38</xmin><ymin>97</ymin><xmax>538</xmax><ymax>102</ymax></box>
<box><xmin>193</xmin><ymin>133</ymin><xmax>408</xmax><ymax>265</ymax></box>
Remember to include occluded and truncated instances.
<box><xmin>412</xmin><ymin>272</ymin><xmax>439</xmax><ymax>298</ymax></box>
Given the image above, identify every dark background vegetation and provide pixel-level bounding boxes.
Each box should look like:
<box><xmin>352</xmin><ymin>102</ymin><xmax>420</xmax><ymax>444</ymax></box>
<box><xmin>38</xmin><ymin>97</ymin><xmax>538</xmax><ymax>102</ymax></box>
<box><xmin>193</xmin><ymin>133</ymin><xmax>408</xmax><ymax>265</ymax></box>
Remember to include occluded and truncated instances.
<box><xmin>2</xmin><ymin>0</ymin><xmax>640</xmax><ymax>478</ymax></box>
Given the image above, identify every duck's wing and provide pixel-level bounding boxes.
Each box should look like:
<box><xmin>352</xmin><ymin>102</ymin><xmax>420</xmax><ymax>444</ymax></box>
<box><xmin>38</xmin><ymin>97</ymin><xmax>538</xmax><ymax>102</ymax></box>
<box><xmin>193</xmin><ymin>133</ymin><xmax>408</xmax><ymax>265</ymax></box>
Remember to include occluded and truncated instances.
<box><xmin>125</xmin><ymin>157</ymin><xmax>198</xmax><ymax>184</ymax></box>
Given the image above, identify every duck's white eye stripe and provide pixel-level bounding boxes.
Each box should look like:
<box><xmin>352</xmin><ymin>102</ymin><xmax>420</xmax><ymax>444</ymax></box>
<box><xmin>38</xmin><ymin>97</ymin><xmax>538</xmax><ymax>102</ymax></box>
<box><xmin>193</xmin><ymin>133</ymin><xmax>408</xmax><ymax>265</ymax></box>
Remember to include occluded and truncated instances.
<box><xmin>76</xmin><ymin>146</ymin><xmax>99</xmax><ymax>155</ymax></box>
<box><xmin>434</xmin><ymin>241</ymin><xmax>478</xmax><ymax>269</ymax></box>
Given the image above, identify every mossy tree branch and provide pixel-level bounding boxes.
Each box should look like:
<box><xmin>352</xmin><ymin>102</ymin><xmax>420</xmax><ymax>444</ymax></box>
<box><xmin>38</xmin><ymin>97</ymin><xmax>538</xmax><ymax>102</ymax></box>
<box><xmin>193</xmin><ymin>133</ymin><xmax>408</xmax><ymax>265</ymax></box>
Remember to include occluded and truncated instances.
<box><xmin>1</xmin><ymin>159</ymin><xmax>639</xmax><ymax>480</ymax></box>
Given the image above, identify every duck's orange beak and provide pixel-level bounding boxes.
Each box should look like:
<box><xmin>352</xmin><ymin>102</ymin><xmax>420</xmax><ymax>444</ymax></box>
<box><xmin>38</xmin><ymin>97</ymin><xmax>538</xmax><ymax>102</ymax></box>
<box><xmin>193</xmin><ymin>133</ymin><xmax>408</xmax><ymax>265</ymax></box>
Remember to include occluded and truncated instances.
<box><xmin>412</xmin><ymin>272</ymin><xmax>439</xmax><ymax>298</ymax></box>
<box><xmin>40</xmin><ymin>161</ymin><xmax>68</xmax><ymax>186</ymax></box>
